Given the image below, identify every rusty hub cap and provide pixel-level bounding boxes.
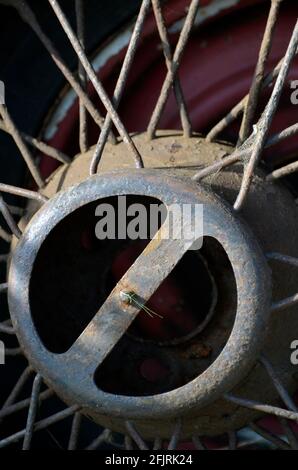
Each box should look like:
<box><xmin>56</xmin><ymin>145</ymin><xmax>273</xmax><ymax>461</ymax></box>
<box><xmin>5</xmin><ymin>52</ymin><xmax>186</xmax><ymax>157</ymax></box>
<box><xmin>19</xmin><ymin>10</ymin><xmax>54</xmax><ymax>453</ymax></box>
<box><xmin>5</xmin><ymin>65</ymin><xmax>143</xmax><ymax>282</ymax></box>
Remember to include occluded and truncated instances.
<box><xmin>8</xmin><ymin>134</ymin><xmax>290</xmax><ymax>439</ymax></box>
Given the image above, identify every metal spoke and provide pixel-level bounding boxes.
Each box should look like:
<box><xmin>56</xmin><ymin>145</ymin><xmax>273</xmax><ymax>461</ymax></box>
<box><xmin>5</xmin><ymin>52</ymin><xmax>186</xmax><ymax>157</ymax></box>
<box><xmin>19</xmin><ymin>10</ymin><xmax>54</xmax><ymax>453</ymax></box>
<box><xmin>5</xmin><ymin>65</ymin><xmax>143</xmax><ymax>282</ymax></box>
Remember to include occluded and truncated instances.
<box><xmin>12</xmin><ymin>0</ymin><xmax>110</xmax><ymax>138</ymax></box>
<box><xmin>124</xmin><ymin>435</ymin><xmax>134</xmax><ymax>450</ymax></box>
<box><xmin>260</xmin><ymin>355</ymin><xmax>298</xmax><ymax>412</ymax></box>
<box><xmin>5</xmin><ymin>347</ymin><xmax>22</xmax><ymax>356</ymax></box>
<box><xmin>167</xmin><ymin>419</ymin><xmax>182</xmax><ymax>450</ymax></box>
<box><xmin>0</xmin><ymin>183</ymin><xmax>48</xmax><ymax>204</ymax></box>
<box><xmin>0</xmin><ymin>405</ymin><xmax>79</xmax><ymax>449</ymax></box>
<box><xmin>234</xmin><ymin>20</ymin><xmax>298</xmax><ymax>211</ymax></box>
<box><xmin>206</xmin><ymin>49</ymin><xmax>298</xmax><ymax>143</ymax></box>
<box><xmin>193</xmin><ymin>123</ymin><xmax>298</xmax><ymax>181</ymax></box>
<box><xmin>0</xmin><ymin>0</ymin><xmax>297</xmax><ymax>452</ymax></box>
<box><xmin>279</xmin><ymin>418</ymin><xmax>298</xmax><ymax>450</ymax></box>
<box><xmin>0</xmin><ymin>254</ymin><xmax>8</xmax><ymax>263</ymax></box>
<box><xmin>225</xmin><ymin>394</ymin><xmax>298</xmax><ymax>422</ymax></box>
<box><xmin>238</xmin><ymin>0</ymin><xmax>281</xmax><ymax>145</ymax></box>
<box><xmin>249</xmin><ymin>422</ymin><xmax>290</xmax><ymax>450</ymax></box>
<box><xmin>271</xmin><ymin>293</ymin><xmax>298</xmax><ymax>313</ymax></box>
<box><xmin>85</xmin><ymin>429</ymin><xmax>111</xmax><ymax>450</ymax></box>
<box><xmin>48</xmin><ymin>0</ymin><xmax>143</xmax><ymax>168</ymax></box>
<box><xmin>266</xmin><ymin>252</ymin><xmax>298</xmax><ymax>268</ymax></box>
<box><xmin>267</xmin><ymin>150</ymin><xmax>298</xmax><ymax>180</ymax></box>
<box><xmin>125</xmin><ymin>421</ymin><xmax>149</xmax><ymax>450</ymax></box>
<box><xmin>268</xmin><ymin>162</ymin><xmax>298</xmax><ymax>181</ymax></box>
<box><xmin>67</xmin><ymin>411</ymin><xmax>82</xmax><ymax>450</ymax></box>
<box><xmin>152</xmin><ymin>0</ymin><xmax>192</xmax><ymax>137</ymax></box>
<box><xmin>0</xmin><ymin>104</ymin><xmax>43</xmax><ymax>188</ymax></box>
<box><xmin>153</xmin><ymin>436</ymin><xmax>162</xmax><ymax>450</ymax></box>
<box><xmin>1</xmin><ymin>366</ymin><xmax>33</xmax><ymax>409</ymax></box>
<box><xmin>147</xmin><ymin>0</ymin><xmax>200</xmax><ymax>139</ymax></box>
<box><xmin>192</xmin><ymin>435</ymin><xmax>206</xmax><ymax>450</ymax></box>
<box><xmin>0</xmin><ymin>226</ymin><xmax>12</xmax><ymax>243</ymax></box>
<box><xmin>0</xmin><ymin>323</ymin><xmax>14</xmax><ymax>335</ymax></box>
<box><xmin>0</xmin><ymin>119</ymin><xmax>70</xmax><ymax>164</ymax></box>
<box><xmin>0</xmin><ymin>282</ymin><xmax>8</xmax><ymax>293</ymax></box>
<box><xmin>0</xmin><ymin>195</ymin><xmax>22</xmax><ymax>239</ymax></box>
<box><xmin>22</xmin><ymin>374</ymin><xmax>43</xmax><ymax>450</ymax></box>
<box><xmin>75</xmin><ymin>0</ymin><xmax>88</xmax><ymax>153</ymax></box>
<box><xmin>89</xmin><ymin>0</ymin><xmax>151</xmax><ymax>175</ymax></box>
<box><xmin>7</xmin><ymin>204</ymin><xmax>23</xmax><ymax>216</ymax></box>
<box><xmin>0</xmin><ymin>389</ymin><xmax>53</xmax><ymax>420</ymax></box>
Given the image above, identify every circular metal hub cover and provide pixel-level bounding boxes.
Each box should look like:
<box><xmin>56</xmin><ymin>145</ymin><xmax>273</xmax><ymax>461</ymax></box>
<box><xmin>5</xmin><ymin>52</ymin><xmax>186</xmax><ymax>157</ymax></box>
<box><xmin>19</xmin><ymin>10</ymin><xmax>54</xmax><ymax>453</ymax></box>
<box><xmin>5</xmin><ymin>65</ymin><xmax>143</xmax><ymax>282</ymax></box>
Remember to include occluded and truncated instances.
<box><xmin>8</xmin><ymin>169</ymin><xmax>271</xmax><ymax>436</ymax></box>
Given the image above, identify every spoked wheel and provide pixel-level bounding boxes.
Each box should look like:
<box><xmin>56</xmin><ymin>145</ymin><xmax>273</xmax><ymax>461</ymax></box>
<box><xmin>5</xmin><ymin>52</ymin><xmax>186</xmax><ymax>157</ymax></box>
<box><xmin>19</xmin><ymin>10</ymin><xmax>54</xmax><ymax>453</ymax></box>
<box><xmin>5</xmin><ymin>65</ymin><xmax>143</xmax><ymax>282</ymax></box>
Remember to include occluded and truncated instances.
<box><xmin>0</xmin><ymin>0</ymin><xmax>298</xmax><ymax>450</ymax></box>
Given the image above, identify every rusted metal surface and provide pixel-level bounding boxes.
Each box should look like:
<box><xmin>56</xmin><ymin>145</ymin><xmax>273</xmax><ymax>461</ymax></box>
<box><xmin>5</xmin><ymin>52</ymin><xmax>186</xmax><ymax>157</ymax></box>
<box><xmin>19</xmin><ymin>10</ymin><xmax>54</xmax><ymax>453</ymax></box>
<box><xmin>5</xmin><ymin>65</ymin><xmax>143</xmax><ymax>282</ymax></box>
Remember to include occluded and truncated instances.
<box><xmin>1</xmin><ymin>0</ymin><xmax>298</xmax><ymax>449</ymax></box>
<box><xmin>48</xmin><ymin>0</ymin><xmax>143</xmax><ymax>167</ymax></box>
<box><xmin>8</xmin><ymin>166</ymin><xmax>271</xmax><ymax>436</ymax></box>
<box><xmin>234</xmin><ymin>19</ymin><xmax>298</xmax><ymax>211</ymax></box>
<box><xmin>90</xmin><ymin>0</ymin><xmax>152</xmax><ymax>175</ymax></box>
<box><xmin>238</xmin><ymin>0</ymin><xmax>281</xmax><ymax>144</ymax></box>
<box><xmin>147</xmin><ymin>0</ymin><xmax>199</xmax><ymax>139</ymax></box>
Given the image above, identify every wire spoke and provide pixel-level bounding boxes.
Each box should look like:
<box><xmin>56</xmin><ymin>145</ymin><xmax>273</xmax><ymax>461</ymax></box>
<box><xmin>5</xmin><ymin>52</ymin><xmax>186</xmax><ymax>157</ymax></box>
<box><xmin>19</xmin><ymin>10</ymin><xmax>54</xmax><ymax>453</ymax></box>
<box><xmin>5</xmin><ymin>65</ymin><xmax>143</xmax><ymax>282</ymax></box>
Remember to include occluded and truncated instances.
<box><xmin>192</xmin><ymin>435</ymin><xmax>206</xmax><ymax>450</ymax></box>
<box><xmin>234</xmin><ymin>20</ymin><xmax>298</xmax><ymax>211</ymax></box>
<box><xmin>152</xmin><ymin>0</ymin><xmax>192</xmax><ymax>137</ymax></box>
<box><xmin>266</xmin><ymin>252</ymin><xmax>298</xmax><ymax>268</ymax></box>
<box><xmin>266</xmin><ymin>140</ymin><xmax>298</xmax><ymax>180</ymax></box>
<box><xmin>0</xmin><ymin>323</ymin><xmax>14</xmax><ymax>335</ymax></box>
<box><xmin>0</xmin><ymin>183</ymin><xmax>48</xmax><ymax>204</ymax></box>
<box><xmin>279</xmin><ymin>418</ymin><xmax>298</xmax><ymax>449</ymax></box>
<box><xmin>0</xmin><ymin>196</ymin><xmax>22</xmax><ymax>239</ymax></box>
<box><xmin>75</xmin><ymin>0</ymin><xmax>88</xmax><ymax>153</ymax></box>
<box><xmin>6</xmin><ymin>347</ymin><xmax>22</xmax><ymax>356</ymax></box>
<box><xmin>260</xmin><ymin>355</ymin><xmax>298</xmax><ymax>412</ymax></box>
<box><xmin>0</xmin><ymin>389</ymin><xmax>53</xmax><ymax>420</ymax></box>
<box><xmin>0</xmin><ymin>254</ymin><xmax>8</xmax><ymax>263</ymax></box>
<box><xmin>1</xmin><ymin>366</ymin><xmax>33</xmax><ymax>409</ymax></box>
<box><xmin>249</xmin><ymin>422</ymin><xmax>290</xmax><ymax>450</ymax></box>
<box><xmin>147</xmin><ymin>0</ymin><xmax>199</xmax><ymax>139</ymax></box>
<box><xmin>0</xmin><ymin>226</ymin><xmax>12</xmax><ymax>243</ymax></box>
<box><xmin>12</xmin><ymin>0</ymin><xmax>110</xmax><ymax>139</ymax></box>
<box><xmin>0</xmin><ymin>118</ymin><xmax>70</xmax><ymax>164</ymax></box>
<box><xmin>225</xmin><ymin>393</ymin><xmax>298</xmax><ymax>422</ymax></box>
<box><xmin>67</xmin><ymin>411</ymin><xmax>82</xmax><ymax>450</ymax></box>
<box><xmin>124</xmin><ymin>435</ymin><xmax>134</xmax><ymax>450</ymax></box>
<box><xmin>48</xmin><ymin>0</ymin><xmax>143</xmax><ymax>168</ymax></box>
<box><xmin>0</xmin><ymin>282</ymin><xmax>8</xmax><ymax>293</ymax></box>
<box><xmin>167</xmin><ymin>419</ymin><xmax>182</xmax><ymax>450</ymax></box>
<box><xmin>85</xmin><ymin>429</ymin><xmax>112</xmax><ymax>450</ymax></box>
<box><xmin>153</xmin><ymin>436</ymin><xmax>162</xmax><ymax>450</ymax></box>
<box><xmin>125</xmin><ymin>421</ymin><xmax>149</xmax><ymax>450</ymax></box>
<box><xmin>0</xmin><ymin>104</ymin><xmax>43</xmax><ymax>188</ymax></box>
<box><xmin>193</xmin><ymin>123</ymin><xmax>298</xmax><ymax>181</ymax></box>
<box><xmin>22</xmin><ymin>374</ymin><xmax>43</xmax><ymax>450</ymax></box>
<box><xmin>89</xmin><ymin>0</ymin><xmax>151</xmax><ymax>175</ymax></box>
<box><xmin>206</xmin><ymin>49</ymin><xmax>298</xmax><ymax>143</ymax></box>
<box><xmin>0</xmin><ymin>405</ymin><xmax>78</xmax><ymax>449</ymax></box>
<box><xmin>271</xmin><ymin>293</ymin><xmax>298</xmax><ymax>313</ymax></box>
<box><xmin>238</xmin><ymin>0</ymin><xmax>281</xmax><ymax>145</ymax></box>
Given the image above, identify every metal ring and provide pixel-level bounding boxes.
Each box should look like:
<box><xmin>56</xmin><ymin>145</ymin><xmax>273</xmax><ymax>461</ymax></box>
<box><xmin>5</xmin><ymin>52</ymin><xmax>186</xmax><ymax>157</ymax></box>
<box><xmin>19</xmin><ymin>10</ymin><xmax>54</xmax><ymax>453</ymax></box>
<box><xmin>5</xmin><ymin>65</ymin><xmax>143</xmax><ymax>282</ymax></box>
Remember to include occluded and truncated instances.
<box><xmin>8</xmin><ymin>169</ymin><xmax>271</xmax><ymax>420</ymax></box>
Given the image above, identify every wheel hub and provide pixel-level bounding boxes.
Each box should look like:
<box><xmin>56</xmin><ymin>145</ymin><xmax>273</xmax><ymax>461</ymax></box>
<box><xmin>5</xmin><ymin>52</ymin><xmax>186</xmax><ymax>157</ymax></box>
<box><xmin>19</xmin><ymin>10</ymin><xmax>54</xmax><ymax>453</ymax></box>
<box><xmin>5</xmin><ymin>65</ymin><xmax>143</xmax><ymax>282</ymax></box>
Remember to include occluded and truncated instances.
<box><xmin>7</xmin><ymin>133</ymin><xmax>298</xmax><ymax>439</ymax></box>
